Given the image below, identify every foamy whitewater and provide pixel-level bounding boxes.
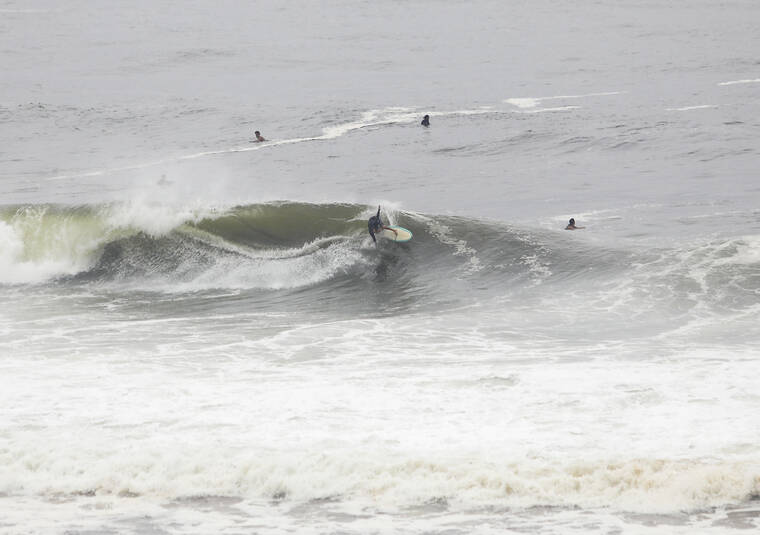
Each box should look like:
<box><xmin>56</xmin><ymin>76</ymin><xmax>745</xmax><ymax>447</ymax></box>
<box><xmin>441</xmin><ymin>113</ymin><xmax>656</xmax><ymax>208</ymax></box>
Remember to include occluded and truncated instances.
<box><xmin>2</xmin><ymin>1</ymin><xmax>760</xmax><ymax>533</ymax></box>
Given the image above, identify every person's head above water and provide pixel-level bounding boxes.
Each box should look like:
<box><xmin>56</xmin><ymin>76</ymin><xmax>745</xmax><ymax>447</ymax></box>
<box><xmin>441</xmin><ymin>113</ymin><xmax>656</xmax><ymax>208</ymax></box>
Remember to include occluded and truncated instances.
<box><xmin>421</xmin><ymin>114</ymin><xmax>430</xmax><ymax>126</ymax></box>
<box><xmin>565</xmin><ymin>217</ymin><xmax>585</xmax><ymax>230</ymax></box>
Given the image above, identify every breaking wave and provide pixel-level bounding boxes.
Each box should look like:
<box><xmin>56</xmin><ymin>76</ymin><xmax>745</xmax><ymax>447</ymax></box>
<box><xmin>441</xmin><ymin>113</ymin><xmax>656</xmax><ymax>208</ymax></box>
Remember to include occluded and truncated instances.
<box><xmin>1</xmin><ymin>202</ymin><xmax>759</xmax><ymax>324</ymax></box>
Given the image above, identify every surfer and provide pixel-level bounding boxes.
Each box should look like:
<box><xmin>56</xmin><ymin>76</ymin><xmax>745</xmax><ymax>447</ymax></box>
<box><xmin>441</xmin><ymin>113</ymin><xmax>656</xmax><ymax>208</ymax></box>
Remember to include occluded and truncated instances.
<box><xmin>368</xmin><ymin>206</ymin><xmax>397</xmax><ymax>244</ymax></box>
<box><xmin>565</xmin><ymin>218</ymin><xmax>585</xmax><ymax>230</ymax></box>
<box><xmin>253</xmin><ymin>130</ymin><xmax>266</xmax><ymax>142</ymax></box>
<box><xmin>421</xmin><ymin>114</ymin><xmax>430</xmax><ymax>127</ymax></box>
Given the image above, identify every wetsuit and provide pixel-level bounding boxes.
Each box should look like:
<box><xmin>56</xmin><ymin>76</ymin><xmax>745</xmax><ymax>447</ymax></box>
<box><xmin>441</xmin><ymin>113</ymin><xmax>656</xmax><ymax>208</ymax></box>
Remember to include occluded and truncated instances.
<box><xmin>368</xmin><ymin>206</ymin><xmax>383</xmax><ymax>243</ymax></box>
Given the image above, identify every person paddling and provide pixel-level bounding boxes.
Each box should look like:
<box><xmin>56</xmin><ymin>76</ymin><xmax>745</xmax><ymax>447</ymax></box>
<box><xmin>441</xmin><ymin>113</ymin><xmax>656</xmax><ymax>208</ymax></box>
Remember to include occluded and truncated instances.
<box><xmin>565</xmin><ymin>217</ymin><xmax>585</xmax><ymax>230</ymax></box>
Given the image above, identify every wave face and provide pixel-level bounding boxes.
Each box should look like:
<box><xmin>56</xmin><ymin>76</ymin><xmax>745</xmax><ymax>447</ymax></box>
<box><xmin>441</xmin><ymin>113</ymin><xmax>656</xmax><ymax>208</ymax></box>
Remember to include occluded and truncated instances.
<box><xmin>0</xmin><ymin>202</ymin><xmax>570</xmax><ymax>296</ymax></box>
<box><xmin>3</xmin><ymin>202</ymin><xmax>760</xmax><ymax>326</ymax></box>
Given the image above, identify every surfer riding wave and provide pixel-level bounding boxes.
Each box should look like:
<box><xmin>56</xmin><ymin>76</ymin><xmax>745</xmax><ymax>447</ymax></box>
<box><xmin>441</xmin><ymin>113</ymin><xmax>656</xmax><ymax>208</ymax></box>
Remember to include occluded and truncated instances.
<box><xmin>368</xmin><ymin>206</ymin><xmax>397</xmax><ymax>244</ymax></box>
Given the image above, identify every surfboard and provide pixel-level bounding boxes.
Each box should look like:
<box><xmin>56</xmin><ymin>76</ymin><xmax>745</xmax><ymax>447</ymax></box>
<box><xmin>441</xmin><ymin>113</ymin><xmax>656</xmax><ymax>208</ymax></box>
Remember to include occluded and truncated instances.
<box><xmin>380</xmin><ymin>226</ymin><xmax>412</xmax><ymax>243</ymax></box>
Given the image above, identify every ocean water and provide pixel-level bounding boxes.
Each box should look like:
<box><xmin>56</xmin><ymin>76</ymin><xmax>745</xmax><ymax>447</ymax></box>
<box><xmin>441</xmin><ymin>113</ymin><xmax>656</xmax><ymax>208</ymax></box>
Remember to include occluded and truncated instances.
<box><xmin>2</xmin><ymin>0</ymin><xmax>760</xmax><ymax>533</ymax></box>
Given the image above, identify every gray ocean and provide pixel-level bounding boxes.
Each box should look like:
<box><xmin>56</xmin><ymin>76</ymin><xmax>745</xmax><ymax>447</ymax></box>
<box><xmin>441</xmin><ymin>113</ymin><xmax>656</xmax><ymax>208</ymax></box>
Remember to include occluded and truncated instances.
<box><xmin>2</xmin><ymin>1</ymin><xmax>760</xmax><ymax>533</ymax></box>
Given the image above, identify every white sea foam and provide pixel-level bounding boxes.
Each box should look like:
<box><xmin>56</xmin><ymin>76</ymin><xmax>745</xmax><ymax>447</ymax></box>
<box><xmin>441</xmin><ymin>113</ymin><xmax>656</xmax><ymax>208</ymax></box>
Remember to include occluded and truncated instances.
<box><xmin>420</xmin><ymin>215</ymin><xmax>482</xmax><ymax>273</ymax></box>
<box><xmin>718</xmin><ymin>78</ymin><xmax>760</xmax><ymax>86</ymax></box>
<box><xmin>2</xmin><ymin>436</ymin><xmax>757</xmax><ymax>513</ymax></box>
<box><xmin>504</xmin><ymin>91</ymin><xmax>624</xmax><ymax>109</ymax></box>
<box><xmin>0</xmin><ymin>220</ymin><xmax>73</xmax><ymax>284</ymax></box>
<box><xmin>522</xmin><ymin>105</ymin><xmax>580</xmax><ymax>113</ymax></box>
<box><xmin>103</xmin><ymin>198</ymin><xmax>227</xmax><ymax>237</ymax></box>
<box><xmin>0</xmin><ymin>8</ymin><xmax>52</xmax><ymax>13</ymax></box>
<box><xmin>504</xmin><ymin>97</ymin><xmax>541</xmax><ymax>109</ymax></box>
<box><xmin>709</xmin><ymin>234</ymin><xmax>760</xmax><ymax>266</ymax></box>
<box><xmin>0</xmin><ymin>208</ymin><xmax>107</xmax><ymax>284</ymax></box>
<box><xmin>666</xmin><ymin>105</ymin><xmax>718</xmax><ymax>111</ymax></box>
<box><xmin>170</xmin><ymin>237</ymin><xmax>365</xmax><ymax>291</ymax></box>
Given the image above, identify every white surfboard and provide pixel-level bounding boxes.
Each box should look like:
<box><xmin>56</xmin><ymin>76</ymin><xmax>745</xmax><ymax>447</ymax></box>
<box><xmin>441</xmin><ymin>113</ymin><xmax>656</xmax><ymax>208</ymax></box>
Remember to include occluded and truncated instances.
<box><xmin>380</xmin><ymin>226</ymin><xmax>412</xmax><ymax>243</ymax></box>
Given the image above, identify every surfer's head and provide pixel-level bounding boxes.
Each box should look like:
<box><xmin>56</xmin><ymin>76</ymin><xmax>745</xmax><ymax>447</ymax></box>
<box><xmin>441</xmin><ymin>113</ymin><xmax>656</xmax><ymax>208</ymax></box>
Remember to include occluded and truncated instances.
<box><xmin>569</xmin><ymin>218</ymin><xmax>575</xmax><ymax>225</ymax></box>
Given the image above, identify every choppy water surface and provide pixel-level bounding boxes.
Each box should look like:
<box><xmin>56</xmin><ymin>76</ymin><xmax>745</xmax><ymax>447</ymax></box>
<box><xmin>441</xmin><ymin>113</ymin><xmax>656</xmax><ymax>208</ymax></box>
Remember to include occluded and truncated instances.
<box><xmin>1</xmin><ymin>1</ymin><xmax>760</xmax><ymax>533</ymax></box>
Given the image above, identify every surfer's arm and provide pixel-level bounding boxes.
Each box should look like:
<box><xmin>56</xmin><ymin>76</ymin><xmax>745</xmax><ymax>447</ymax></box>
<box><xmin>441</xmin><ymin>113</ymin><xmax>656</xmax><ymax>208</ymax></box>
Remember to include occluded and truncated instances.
<box><xmin>383</xmin><ymin>226</ymin><xmax>398</xmax><ymax>235</ymax></box>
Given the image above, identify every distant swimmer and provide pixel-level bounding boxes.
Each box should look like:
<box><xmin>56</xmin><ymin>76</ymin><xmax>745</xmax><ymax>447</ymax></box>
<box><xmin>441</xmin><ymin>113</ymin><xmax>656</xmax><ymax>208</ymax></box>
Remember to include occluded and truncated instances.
<box><xmin>368</xmin><ymin>206</ymin><xmax>397</xmax><ymax>244</ymax></box>
<box><xmin>565</xmin><ymin>218</ymin><xmax>585</xmax><ymax>230</ymax></box>
<box><xmin>421</xmin><ymin>114</ymin><xmax>430</xmax><ymax>127</ymax></box>
<box><xmin>253</xmin><ymin>130</ymin><xmax>266</xmax><ymax>142</ymax></box>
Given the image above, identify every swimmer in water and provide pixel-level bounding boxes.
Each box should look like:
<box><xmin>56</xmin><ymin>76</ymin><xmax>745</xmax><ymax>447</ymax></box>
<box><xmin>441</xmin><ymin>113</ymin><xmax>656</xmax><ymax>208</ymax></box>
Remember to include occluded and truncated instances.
<box><xmin>421</xmin><ymin>114</ymin><xmax>430</xmax><ymax>127</ymax></box>
<box><xmin>565</xmin><ymin>218</ymin><xmax>585</xmax><ymax>230</ymax></box>
<box><xmin>253</xmin><ymin>130</ymin><xmax>266</xmax><ymax>142</ymax></box>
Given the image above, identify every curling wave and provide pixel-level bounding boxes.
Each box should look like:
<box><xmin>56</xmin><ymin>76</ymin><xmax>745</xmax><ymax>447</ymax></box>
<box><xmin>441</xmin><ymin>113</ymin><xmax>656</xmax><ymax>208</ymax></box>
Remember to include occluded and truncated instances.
<box><xmin>1</xmin><ymin>202</ymin><xmax>759</xmax><ymax>323</ymax></box>
<box><xmin>0</xmin><ymin>202</ymin><xmax>573</xmax><ymax>291</ymax></box>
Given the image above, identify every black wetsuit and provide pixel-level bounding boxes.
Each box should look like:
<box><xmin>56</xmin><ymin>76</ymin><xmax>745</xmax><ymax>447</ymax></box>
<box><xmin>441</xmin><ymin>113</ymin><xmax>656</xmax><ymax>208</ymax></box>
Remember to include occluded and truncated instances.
<box><xmin>421</xmin><ymin>115</ymin><xmax>430</xmax><ymax>127</ymax></box>
<box><xmin>368</xmin><ymin>207</ymin><xmax>383</xmax><ymax>243</ymax></box>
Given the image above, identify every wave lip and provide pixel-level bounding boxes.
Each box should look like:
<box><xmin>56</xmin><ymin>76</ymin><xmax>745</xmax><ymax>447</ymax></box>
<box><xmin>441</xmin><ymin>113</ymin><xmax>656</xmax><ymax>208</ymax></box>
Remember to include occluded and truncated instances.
<box><xmin>0</xmin><ymin>202</ymin><xmax>219</xmax><ymax>285</ymax></box>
